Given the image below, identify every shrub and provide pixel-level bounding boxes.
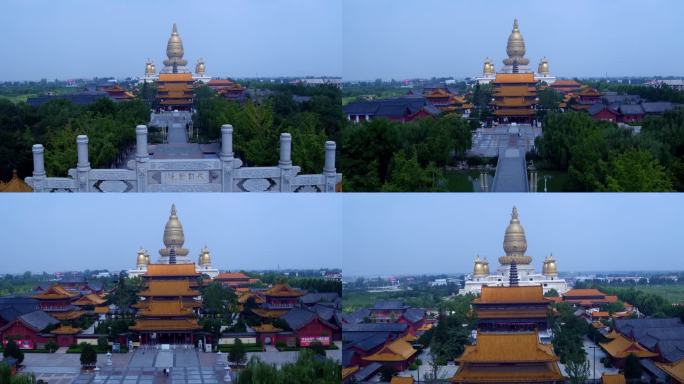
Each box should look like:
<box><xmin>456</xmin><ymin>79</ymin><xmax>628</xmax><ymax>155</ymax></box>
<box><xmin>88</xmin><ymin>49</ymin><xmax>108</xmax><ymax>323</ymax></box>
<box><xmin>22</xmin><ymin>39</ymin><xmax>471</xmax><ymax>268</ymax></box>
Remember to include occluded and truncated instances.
<box><xmin>3</xmin><ymin>338</ymin><xmax>24</xmax><ymax>364</ymax></box>
<box><xmin>79</xmin><ymin>344</ymin><xmax>97</xmax><ymax>368</ymax></box>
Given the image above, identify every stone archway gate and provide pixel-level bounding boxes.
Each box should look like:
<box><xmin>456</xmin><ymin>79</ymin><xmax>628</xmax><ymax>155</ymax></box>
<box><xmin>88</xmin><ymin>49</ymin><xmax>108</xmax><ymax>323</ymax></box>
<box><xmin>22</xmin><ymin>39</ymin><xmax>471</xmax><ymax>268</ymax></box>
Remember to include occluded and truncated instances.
<box><xmin>26</xmin><ymin>124</ymin><xmax>341</xmax><ymax>192</ymax></box>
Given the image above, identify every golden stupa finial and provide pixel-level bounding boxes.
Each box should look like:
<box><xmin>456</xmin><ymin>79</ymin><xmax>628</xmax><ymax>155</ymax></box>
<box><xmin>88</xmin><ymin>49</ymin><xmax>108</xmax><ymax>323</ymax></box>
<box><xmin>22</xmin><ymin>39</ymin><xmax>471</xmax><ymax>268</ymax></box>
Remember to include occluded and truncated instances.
<box><xmin>513</xmin><ymin>18</ymin><xmax>519</xmax><ymax>31</ymax></box>
<box><xmin>171</xmin><ymin>203</ymin><xmax>177</xmax><ymax>216</ymax></box>
<box><xmin>172</xmin><ymin>23</ymin><xmax>178</xmax><ymax>34</ymax></box>
<box><xmin>511</xmin><ymin>206</ymin><xmax>519</xmax><ymax>221</ymax></box>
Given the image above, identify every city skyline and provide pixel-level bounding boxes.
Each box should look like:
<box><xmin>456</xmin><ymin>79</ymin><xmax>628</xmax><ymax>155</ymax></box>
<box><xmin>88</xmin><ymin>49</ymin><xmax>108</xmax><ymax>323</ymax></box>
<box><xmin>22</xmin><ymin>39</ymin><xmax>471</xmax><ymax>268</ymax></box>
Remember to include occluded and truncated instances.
<box><xmin>343</xmin><ymin>0</ymin><xmax>684</xmax><ymax>81</ymax></box>
<box><xmin>2</xmin><ymin>194</ymin><xmax>343</xmax><ymax>274</ymax></box>
<box><xmin>0</xmin><ymin>0</ymin><xmax>342</xmax><ymax>81</ymax></box>
<box><xmin>343</xmin><ymin>194</ymin><xmax>684</xmax><ymax>277</ymax></box>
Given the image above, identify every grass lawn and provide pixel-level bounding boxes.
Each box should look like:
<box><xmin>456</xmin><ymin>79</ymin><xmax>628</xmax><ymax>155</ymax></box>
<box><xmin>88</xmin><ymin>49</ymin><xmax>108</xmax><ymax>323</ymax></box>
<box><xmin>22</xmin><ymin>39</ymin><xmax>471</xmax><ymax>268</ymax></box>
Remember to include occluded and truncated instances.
<box><xmin>632</xmin><ymin>285</ymin><xmax>684</xmax><ymax>304</ymax></box>
<box><xmin>443</xmin><ymin>170</ymin><xmax>492</xmax><ymax>192</ymax></box>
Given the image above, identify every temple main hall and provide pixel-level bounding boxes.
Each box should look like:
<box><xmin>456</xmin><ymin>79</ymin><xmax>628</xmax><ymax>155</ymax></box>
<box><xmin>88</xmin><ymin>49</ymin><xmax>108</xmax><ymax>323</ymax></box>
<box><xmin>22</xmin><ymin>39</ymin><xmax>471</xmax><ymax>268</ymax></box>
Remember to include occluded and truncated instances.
<box><xmin>460</xmin><ymin>207</ymin><xmax>568</xmax><ymax>295</ymax></box>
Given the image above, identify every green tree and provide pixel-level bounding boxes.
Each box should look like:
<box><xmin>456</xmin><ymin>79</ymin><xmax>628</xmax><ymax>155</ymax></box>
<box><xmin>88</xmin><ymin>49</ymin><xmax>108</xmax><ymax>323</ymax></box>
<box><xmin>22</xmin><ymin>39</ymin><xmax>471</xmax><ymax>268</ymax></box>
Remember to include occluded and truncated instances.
<box><xmin>544</xmin><ymin>288</ymin><xmax>559</xmax><ymax>297</ymax></box>
<box><xmin>0</xmin><ymin>362</ymin><xmax>11</xmax><ymax>384</ymax></box>
<box><xmin>382</xmin><ymin>150</ymin><xmax>440</xmax><ymax>192</ymax></box>
<box><xmin>79</xmin><ymin>343</ymin><xmax>97</xmax><ymax>368</ymax></box>
<box><xmin>624</xmin><ymin>353</ymin><xmax>643</xmax><ymax>381</ymax></box>
<box><xmin>565</xmin><ymin>355</ymin><xmax>590</xmax><ymax>384</ymax></box>
<box><xmin>308</xmin><ymin>341</ymin><xmax>326</xmax><ymax>357</ymax></box>
<box><xmin>601</xmin><ymin>149</ymin><xmax>673</xmax><ymax>191</ymax></box>
<box><xmin>228</xmin><ymin>339</ymin><xmax>247</xmax><ymax>367</ymax></box>
<box><xmin>201</xmin><ymin>281</ymin><xmax>236</xmax><ymax>317</ymax></box>
<box><xmin>3</xmin><ymin>338</ymin><xmax>24</xmax><ymax>364</ymax></box>
<box><xmin>97</xmin><ymin>336</ymin><xmax>109</xmax><ymax>350</ymax></box>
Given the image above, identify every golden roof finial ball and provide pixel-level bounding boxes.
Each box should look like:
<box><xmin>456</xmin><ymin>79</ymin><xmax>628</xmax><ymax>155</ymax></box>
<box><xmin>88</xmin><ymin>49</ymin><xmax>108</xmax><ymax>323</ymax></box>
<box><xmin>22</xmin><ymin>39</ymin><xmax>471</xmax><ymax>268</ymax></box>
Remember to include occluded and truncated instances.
<box><xmin>136</xmin><ymin>247</ymin><xmax>147</xmax><ymax>266</ymax></box>
<box><xmin>538</xmin><ymin>57</ymin><xmax>550</xmax><ymax>75</ymax></box>
<box><xmin>503</xmin><ymin>19</ymin><xmax>529</xmax><ymax>66</ymax></box>
<box><xmin>499</xmin><ymin>206</ymin><xmax>532</xmax><ymax>265</ymax></box>
<box><xmin>196</xmin><ymin>58</ymin><xmax>205</xmax><ymax>75</ymax></box>
<box><xmin>145</xmin><ymin>59</ymin><xmax>156</xmax><ymax>76</ymax></box>
<box><xmin>483</xmin><ymin>58</ymin><xmax>495</xmax><ymax>75</ymax></box>
<box><xmin>543</xmin><ymin>253</ymin><xmax>558</xmax><ymax>276</ymax></box>
<box><xmin>199</xmin><ymin>246</ymin><xmax>211</xmax><ymax>266</ymax></box>
<box><xmin>473</xmin><ymin>255</ymin><xmax>487</xmax><ymax>277</ymax></box>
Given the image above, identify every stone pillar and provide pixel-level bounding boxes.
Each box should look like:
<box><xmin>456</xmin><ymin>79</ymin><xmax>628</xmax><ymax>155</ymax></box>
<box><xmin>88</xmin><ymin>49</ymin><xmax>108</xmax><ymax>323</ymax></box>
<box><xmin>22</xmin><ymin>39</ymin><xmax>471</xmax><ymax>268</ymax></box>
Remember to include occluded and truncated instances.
<box><xmin>31</xmin><ymin>144</ymin><xmax>46</xmax><ymax>192</ymax></box>
<box><xmin>323</xmin><ymin>141</ymin><xmax>337</xmax><ymax>192</ymax></box>
<box><xmin>135</xmin><ymin>125</ymin><xmax>149</xmax><ymax>192</ymax></box>
<box><xmin>279</xmin><ymin>133</ymin><xmax>293</xmax><ymax>192</ymax></box>
<box><xmin>220</xmin><ymin>124</ymin><xmax>234</xmax><ymax>192</ymax></box>
<box><xmin>76</xmin><ymin>135</ymin><xmax>91</xmax><ymax>192</ymax></box>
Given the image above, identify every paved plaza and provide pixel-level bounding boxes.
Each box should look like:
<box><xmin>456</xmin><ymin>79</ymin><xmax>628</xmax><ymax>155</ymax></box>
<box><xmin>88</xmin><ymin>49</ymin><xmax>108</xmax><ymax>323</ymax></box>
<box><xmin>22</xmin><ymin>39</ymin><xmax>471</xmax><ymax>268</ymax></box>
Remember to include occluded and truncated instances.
<box><xmin>6</xmin><ymin>343</ymin><xmax>342</xmax><ymax>384</ymax></box>
<box><xmin>468</xmin><ymin>125</ymin><xmax>541</xmax><ymax>158</ymax></box>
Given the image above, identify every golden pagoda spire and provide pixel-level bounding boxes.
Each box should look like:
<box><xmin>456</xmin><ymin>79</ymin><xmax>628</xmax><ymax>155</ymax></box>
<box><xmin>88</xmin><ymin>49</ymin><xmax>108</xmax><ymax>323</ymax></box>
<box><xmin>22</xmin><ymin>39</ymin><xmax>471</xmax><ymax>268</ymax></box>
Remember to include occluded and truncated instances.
<box><xmin>163</xmin><ymin>23</ymin><xmax>188</xmax><ymax>73</ymax></box>
<box><xmin>160</xmin><ymin>203</ymin><xmax>189</xmax><ymax>258</ymax></box>
<box><xmin>503</xmin><ymin>18</ymin><xmax>529</xmax><ymax>67</ymax></box>
<box><xmin>499</xmin><ymin>206</ymin><xmax>532</xmax><ymax>265</ymax></box>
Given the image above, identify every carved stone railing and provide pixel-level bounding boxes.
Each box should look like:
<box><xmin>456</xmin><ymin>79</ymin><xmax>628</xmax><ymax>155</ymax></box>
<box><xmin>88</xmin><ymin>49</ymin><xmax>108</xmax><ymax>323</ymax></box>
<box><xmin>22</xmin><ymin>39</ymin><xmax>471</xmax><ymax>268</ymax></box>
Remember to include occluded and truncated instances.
<box><xmin>26</xmin><ymin>124</ymin><xmax>342</xmax><ymax>192</ymax></box>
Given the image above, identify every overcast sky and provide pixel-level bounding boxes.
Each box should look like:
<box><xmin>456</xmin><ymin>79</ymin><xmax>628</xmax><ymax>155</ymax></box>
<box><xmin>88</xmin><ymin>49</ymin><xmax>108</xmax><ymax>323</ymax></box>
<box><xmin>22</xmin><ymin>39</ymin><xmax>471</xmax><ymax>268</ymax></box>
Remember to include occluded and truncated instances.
<box><xmin>343</xmin><ymin>194</ymin><xmax>684</xmax><ymax>277</ymax></box>
<box><xmin>2</xmin><ymin>194</ymin><xmax>342</xmax><ymax>274</ymax></box>
<box><xmin>343</xmin><ymin>0</ymin><xmax>684</xmax><ymax>81</ymax></box>
<box><xmin>0</xmin><ymin>0</ymin><xmax>342</xmax><ymax>81</ymax></box>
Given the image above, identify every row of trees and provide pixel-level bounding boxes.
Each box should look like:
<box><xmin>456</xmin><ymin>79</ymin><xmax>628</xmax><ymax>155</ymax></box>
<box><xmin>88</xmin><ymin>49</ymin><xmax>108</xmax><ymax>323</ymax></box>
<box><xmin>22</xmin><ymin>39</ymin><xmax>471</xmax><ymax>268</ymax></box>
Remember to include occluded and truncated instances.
<box><xmin>236</xmin><ymin>349</ymin><xmax>340</xmax><ymax>384</ymax></box>
<box><xmin>535</xmin><ymin>110</ymin><xmax>683</xmax><ymax>191</ymax></box>
<box><xmin>193</xmin><ymin>85</ymin><xmax>341</xmax><ymax>174</ymax></box>
<box><xmin>0</xmin><ymin>98</ymin><xmax>148</xmax><ymax>180</ymax></box>
<box><xmin>340</xmin><ymin>115</ymin><xmax>472</xmax><ymax>191</ymax></box>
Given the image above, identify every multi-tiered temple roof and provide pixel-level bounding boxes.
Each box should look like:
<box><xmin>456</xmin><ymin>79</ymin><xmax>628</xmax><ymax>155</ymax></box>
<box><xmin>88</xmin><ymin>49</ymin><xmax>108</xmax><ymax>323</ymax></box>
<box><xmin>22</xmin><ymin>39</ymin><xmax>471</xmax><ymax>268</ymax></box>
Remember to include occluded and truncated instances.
<box><xmin>450</xmin><ymin>332</ymin><xmax>564</xmax><ymax>383</ymax></box>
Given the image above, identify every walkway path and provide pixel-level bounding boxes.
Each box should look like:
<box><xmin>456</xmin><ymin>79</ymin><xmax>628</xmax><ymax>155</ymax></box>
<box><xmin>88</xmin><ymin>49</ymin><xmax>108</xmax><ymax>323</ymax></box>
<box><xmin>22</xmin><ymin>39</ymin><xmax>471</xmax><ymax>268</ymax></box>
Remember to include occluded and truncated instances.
<box><xmin>491</xmin><ymin>146</ymin><xmax>528</xmax><ymax>192</ymax></box>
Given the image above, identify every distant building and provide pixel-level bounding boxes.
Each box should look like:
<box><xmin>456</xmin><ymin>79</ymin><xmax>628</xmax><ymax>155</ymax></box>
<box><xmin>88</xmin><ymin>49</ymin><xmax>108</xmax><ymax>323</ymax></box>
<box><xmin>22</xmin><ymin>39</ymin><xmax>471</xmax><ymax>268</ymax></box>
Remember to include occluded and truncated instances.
<box><xmin>342</xmin><ymin>97</ymin><xmax>440</xmax><ymax>123</ymax></box>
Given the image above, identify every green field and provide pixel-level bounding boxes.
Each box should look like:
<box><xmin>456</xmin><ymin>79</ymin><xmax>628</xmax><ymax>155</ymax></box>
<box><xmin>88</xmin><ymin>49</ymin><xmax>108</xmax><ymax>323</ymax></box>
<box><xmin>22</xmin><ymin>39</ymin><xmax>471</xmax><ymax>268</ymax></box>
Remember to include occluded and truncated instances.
<box><xmin>342</xmin><ymin>89</ymin><xmax>409</xmax><ymax>105</ymax></box>
<box><xmin>632</xmin><ymin>285</ymin><xmax>684</xmax><ymax>304</ymax></box>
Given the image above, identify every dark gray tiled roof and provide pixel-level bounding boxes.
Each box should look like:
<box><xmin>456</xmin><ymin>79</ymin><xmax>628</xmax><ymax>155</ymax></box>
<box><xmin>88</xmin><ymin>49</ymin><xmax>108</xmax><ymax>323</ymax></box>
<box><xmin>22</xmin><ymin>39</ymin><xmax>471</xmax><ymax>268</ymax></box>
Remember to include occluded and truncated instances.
<box><xmin>371</xmin><ymin>300</ymin><xmax>407</xmax><ymax>310</ymax></box>
<box><xmin>615</xmin><ymin>318</ymin><xmax>682</xmax><ymax>334</ymax></box>
<box><xmin>618</xmin><ymin>104</ymin><xmax>644</xmax><ymax>115</ymax></box>
<box><xmin>301</xmin><ymin>293</ymin><xmax>339</xmax><ymax>305</ymax></box>
<box><xmin>588</xmin><ymin>103</ymin><xmax>618</xmax><ymax>116</ymax></box>
<box><xmin>281</xmin><ymin>308</ymin><xmax>317</xmax><ymax>331</ymax></box>
<box><xmin>353</xmin><ymin>362</ymin><xmax>382</xmax><ymax>382</ymax></box>
<box><xmin>342</xmin><ymin>322</ymin><xmax>408</xmax><ymax>333</ymax></box>
<box><xmin>344</xmin><ymin>332</ymin><xmax>391</xmax><ymax>352</ymax></box>
<box><xmin>312</xmin><ymin>304</ymin><xmax>337</xmax><ymax>322</ymax></box>
<box><xmin>641</xmin><ymin>102</ymin><xmax>674</xmax><ymax>114</ymax></box>
<box><xmin>342</xmin><ymin>349</ymin><xmax>355</xmax><ymax>367</ymax></box>
<box><xmin>656</xmin><ymin>340</ymin><xmax>684</xmax><ymax>363</ymax></box>
<box><xmin>343</xmin><ymin>97</ymin><xmax>429</xmax><ymax>119</ymax></box>
<box><xmin>17</xmin><ymin>311</ymin><xmax>59</xmax><ymax>331</ymax></box>
<box><xmin>640</xmin><ymin>358</ymin><xmax>669</xmax><ymax>381</ymax></box>
<box><xmin>343</xmin><ymin>308</ymin><xmax>370</xmax><ymax>325</ymax></box>
<box><xmin>402</xmin><ymin>308</ymin><xmax>426</xmax><ymax>323</ymax></box>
